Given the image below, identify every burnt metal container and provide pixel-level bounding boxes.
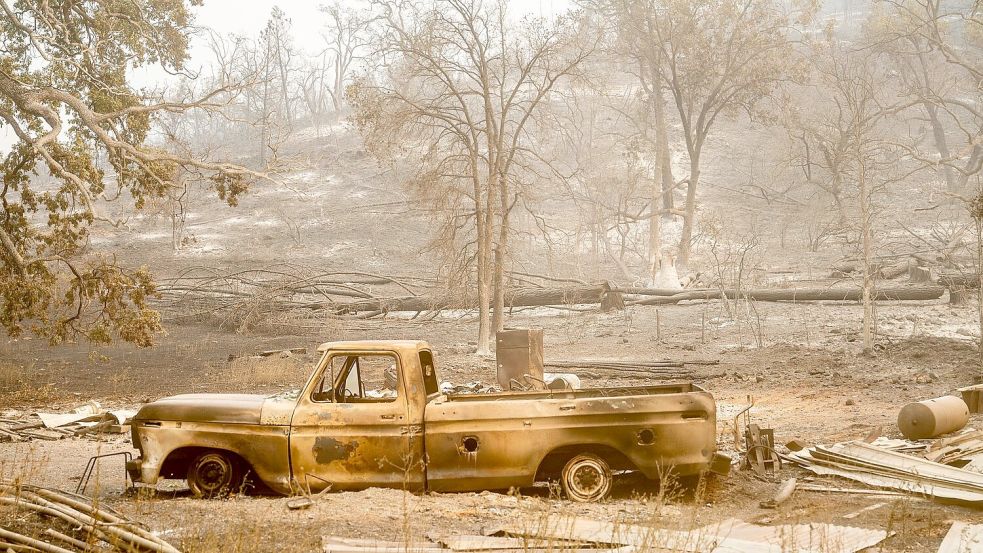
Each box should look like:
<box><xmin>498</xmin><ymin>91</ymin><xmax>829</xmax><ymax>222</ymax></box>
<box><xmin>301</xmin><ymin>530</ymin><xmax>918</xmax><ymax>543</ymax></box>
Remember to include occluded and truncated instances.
<box><xmin>898</xmin><ymin>395</ymin><xmax>969</xmax><ymax>440</ymax></box>
<box><xmin>496</xmin><ymin>328</ymin><xmax>545</xmax><ymax>389</ymax></box>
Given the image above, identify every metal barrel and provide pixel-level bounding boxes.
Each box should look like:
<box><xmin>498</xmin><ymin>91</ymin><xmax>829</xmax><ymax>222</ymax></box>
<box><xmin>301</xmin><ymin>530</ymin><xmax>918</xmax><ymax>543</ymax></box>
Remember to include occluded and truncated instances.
<box><xmin>897</xmin><ymin>396</ymin><xmax>969</xmax><ymax>440</ymax></box>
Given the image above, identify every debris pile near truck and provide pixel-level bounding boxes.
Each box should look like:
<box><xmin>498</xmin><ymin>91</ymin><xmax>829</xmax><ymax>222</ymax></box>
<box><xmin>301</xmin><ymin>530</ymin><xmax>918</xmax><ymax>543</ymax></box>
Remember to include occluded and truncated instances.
<box><xmin>322</xmin><ymin>513</ymin><xmax>888</xmax><ymax>553</ymax></box>
<box><xmin>0</xmin><ymin>481</ymin><xmax>182</xmax><ymax>552</ymax></box>
<box><xmin>0</xmin><ymin>403</ymin><xmax>135</xmax><ymax>443</ymax></box>
<box><xmin>789</xmin><ymin>440</ymin><xmax>983</xmax><ymax>504</ymax></box>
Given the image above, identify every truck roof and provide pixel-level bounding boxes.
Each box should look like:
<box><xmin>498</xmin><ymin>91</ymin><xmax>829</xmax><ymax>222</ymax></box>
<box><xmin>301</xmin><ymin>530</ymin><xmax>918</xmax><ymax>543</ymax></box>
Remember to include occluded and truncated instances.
<box><xmin>316</xmin><ymin>340</ymin><xmax>430</xmax><ymax>354</ymax></box>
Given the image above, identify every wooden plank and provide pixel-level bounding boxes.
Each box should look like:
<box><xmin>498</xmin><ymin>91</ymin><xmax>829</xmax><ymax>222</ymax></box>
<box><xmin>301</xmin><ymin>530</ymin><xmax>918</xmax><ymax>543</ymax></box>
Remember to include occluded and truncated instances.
<box><xmin>322</xmin><ymin>537</ymin><xmax>445</xmax><ymax>553</ymax></box>
<box><xmin>488</xmin><ymin>516</ymin><xmax>779</xmax><ymax>553</ymax></box>
<box><xmin>434</xmin><ymin>535</ymin><xmax>589</xmax><ymax>551</ymax></box>
<box><xmin>842</xmin><ymin>502</ymin><xmax>887</xmax><ymax>519</ymax></box>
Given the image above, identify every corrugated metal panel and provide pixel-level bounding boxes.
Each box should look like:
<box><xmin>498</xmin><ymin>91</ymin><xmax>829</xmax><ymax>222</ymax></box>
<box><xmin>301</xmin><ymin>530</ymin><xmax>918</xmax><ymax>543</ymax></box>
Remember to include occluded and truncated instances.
<box><xmin>938</xmin><ymin>522</ymin><xmax>983</xmax><ymax>553</ymax></box>
<box><xmin>707</xmin><ymin>519</ymin><xmax>888</xmax><ymax>553</ymax></box>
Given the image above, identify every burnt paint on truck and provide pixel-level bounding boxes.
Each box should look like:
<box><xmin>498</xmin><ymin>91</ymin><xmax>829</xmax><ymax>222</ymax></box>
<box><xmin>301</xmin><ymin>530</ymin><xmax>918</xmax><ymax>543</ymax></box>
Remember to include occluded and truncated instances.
<box><xmin>312</xmin><ymin>436</ymin><xmax>359</xmax><ymax>464</ymax></box>
<box><xmin>127</xmin><ymin>340</ymin><xmax>717</xmax><ymax>496</ymax></box>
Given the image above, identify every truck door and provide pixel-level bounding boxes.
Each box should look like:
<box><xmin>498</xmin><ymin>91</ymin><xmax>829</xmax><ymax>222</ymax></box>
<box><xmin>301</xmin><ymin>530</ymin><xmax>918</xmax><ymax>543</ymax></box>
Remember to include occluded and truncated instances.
<box><xmin>288</xmin><ymin>350</ymin><xmax>426</xmax><ymax>491</ymax></box>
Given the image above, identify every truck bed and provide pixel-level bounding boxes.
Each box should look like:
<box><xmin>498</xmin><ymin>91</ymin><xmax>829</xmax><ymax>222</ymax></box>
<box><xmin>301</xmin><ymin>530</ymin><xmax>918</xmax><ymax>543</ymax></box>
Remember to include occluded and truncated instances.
<box><xmin>441</xmin><ymin>382</ymin><xmax>702</xmax><ymax>401</ymax></box>
<box><xmin>422</xmin><ymin>382</ymin><xmax>716</xmax><ymax>492</ymax></box>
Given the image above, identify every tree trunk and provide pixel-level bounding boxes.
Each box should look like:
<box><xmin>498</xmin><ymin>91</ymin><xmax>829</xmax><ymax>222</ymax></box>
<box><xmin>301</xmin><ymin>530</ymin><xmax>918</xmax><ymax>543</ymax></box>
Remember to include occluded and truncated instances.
<box><xmin>649</xmin><ymin>175</ymin><xmax>663</xmax><ymax>285</ymax></box>
<box><xmin>859</xmin><ymin>140</ymin><xmax>875</xmax><ymax>355</ymax></box>
<box><xmin>492</xmin><ymin>177</ymin><xmax>509</xmax><ymax>333</ymax></box>
<box><xmin>678</xmin><ymin>162</ymin><xmax>700</xmax><ymax>272</ymax></box>
<box><xmin>977</xmin><ymin>217</ymin><xmax>983</xmax><ymax>374</ymax></box>
<box><xmin>924</xmin><ymin>101</ymin><xmax>958</xmax><ymax>192</ymax></box>
<box><xmin>654</xmin><ymin>83</ymin><xmax>675</xmax><ymax>212</ymax></box>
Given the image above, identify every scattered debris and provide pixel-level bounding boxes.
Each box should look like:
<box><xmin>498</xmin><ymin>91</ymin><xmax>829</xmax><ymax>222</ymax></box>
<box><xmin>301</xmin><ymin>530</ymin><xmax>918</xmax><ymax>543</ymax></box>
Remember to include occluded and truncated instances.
<box><xmin>319</xmin><ymin>514</ymin><xmax>881</xmax><ymax>553</ymax></box>
<box><xmin>485</xmin><ymin>514</ymin><xmax>888</xmax><ymax>553</ymax></box>
<box><xmin>743</xmin><ymin>424</ymin><xmax>780</xmax><ymax>477</ymax></box>
<box><xmin>709</xmin><ymin>453</ymin><xmax>733</xmax><ymax>476</ymax></box>
<box><xmin>0</xmin><ymin>403</ymin><xmax>135</xmax><ymax>443</ymax></box>
<box><xmin>959</xmin><ymin>385</ymin><xmax>983</xmax><ymax>414</ymax></box>
<box><xmin>841</xmin><ymin>502</ymin><xmax>887</xmax><ymax>519</ymax></box>
<box><xmin>544</xmin><ymin>373</ymin><xmax>581</xmax><ymax>390</ymax></box>
<box><xmin>926</xmin><ymin>430</ymin><xmax>983</xmax><ymax>466</ymax></box>
<box><xmin>438</xmin><ymin>381</ymin><xmax>501</xmax><ymax>395</ymax></box>
<box><xmin>790</xmin><ymin>440</ymin><xmax>983</xmax><ymax>505</ymax></box>
<box><xmin>898</xmin><ymin>396</ymin><xmax>969</xmax><ymax>440</ymax></box>
<box><xmin>938</xmin><ymin>521</ymin><xmax>983</xmax><ymax>553</ymax></box>
<box><xmin>786</xmin><ymin>439</ymin><xmax>808</xmax><ymax>452</ymax></box>
<box><xmin>759</xmin><ymin>477</ymin><xmax>797</xmax><ymax>509</ymax></box>
<box><xmin>259</xmin><ymin>347</ymin><xmax>308</xmax><ymax>357</ymax></box>
<box><xmin>867</xmin><ymin>436</ymin><xmax>927</xmax><ymax>454</ymax></box>
<box><xmin>796</xmin><ymin>484</ymin><xmax>909</xmax><ymax>497</ymax></box>
<box><xmin>0</xmin><ymin>481</ymin><xmax>182</xmax><ymax>552</ymax></box>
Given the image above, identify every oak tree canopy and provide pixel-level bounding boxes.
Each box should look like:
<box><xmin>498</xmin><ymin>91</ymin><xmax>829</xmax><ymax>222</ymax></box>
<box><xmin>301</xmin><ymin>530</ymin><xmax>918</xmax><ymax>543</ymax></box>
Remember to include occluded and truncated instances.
<box><xmin>0</xmin><ymin>0</ymin><xmax>256</xmax><ymax>346</ymax></box>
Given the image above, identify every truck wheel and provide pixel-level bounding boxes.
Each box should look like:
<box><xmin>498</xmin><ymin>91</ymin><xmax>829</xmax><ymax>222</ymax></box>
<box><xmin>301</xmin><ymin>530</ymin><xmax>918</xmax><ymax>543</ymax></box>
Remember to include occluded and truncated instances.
<box><xmin>560</xmin><ymin>454</ymin><xmax>612</xmax><ymax>502</ymax></box>
<box><xmin>187</xmin><ymin>451</ymin><xmax>243</xmax><ymax>498</ymax></box>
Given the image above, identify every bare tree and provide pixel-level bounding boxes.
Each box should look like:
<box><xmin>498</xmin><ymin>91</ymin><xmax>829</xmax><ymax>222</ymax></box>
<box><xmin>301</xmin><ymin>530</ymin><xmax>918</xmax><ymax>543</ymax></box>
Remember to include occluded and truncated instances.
<box><xmin>598</xmin><ymin>0</ymin><xmax>807</xmax><ymax>273</ymax></box>
<box><xmin>873</xmin><ymin>0</ymin><xmax>983</xmax><ymax>195</ymax></box>
<box><xmin>792</xmin><ymin>33</ymin><xmax>910</xmax><ymax>354</ymax></box>
<box><xmin>350</xmin><ymin>0</ymin><xmax>595</xmax><ymax>354</ymax></box>
<box><xmin>320</xmin><ymin>2</ymin><xmax>377</xmax><ymax>113</ymax></box>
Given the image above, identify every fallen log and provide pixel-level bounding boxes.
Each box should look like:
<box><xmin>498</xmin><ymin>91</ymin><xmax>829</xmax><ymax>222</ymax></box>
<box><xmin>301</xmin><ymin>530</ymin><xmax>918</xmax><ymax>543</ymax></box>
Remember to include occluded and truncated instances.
<box><xmin>939</xmin><ymin>272</ymin><xmax>981</xmax><ymax>289</ymax></box>
<box><xmin>879</xmin><ymin>259</ymin><xmax>912</xmax><ymax>280</ymax></box>
<box><xmin>629</xmin><ymin>286</ymin><xmax>945</xmax><ymax>306</ymax></box>
<box><xmin>333</xmin><ymin>285</ymin><xmax>617</xmax><ymax>314</ymax></box>
<box><xmin>615</xmin><ymin>287</ymin><xmax>710</xmax><ymax>296</ymax></box>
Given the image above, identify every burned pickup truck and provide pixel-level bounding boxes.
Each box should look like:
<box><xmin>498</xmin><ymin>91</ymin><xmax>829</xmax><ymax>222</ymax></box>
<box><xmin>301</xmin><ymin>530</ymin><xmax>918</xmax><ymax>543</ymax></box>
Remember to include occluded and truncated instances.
<box><xmin>128</xmin><ymin>340</ymin><xmax>719</xmax><ymax>501</ymax></box>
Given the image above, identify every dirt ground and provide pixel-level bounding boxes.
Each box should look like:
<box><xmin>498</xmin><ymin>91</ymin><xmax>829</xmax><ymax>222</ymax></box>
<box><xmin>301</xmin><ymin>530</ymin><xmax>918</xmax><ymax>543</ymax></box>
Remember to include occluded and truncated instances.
<box><xmin>3</xmin><ymin>297</ymin><xmax>983</xmax><ymax>552</ymax></box>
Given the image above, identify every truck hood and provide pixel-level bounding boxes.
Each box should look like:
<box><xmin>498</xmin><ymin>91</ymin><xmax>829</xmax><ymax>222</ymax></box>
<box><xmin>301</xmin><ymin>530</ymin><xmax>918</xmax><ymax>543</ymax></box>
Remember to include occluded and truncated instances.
<box><xmin>134</xmin><ymin>393</ymin><xmax>271</xmax><ymax>425</ymax></box>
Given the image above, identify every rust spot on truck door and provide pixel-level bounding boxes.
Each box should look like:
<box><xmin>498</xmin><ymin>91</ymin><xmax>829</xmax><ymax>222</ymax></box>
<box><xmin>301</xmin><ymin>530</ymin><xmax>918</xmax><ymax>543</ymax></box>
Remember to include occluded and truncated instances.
<box><xmin>313</xmin><ymin>437</ymin><xmax>358</xmax><ymax>464</ymax></box>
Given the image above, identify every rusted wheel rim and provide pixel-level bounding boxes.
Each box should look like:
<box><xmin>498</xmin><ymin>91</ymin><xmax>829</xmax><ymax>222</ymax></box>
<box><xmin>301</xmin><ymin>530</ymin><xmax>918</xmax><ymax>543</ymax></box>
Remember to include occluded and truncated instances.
<box><xmin>193</xmin><ymin>454</ymin><xmax>234</xmax><ymax>495</ymax></box>
<box><xmin>563</xmin><ymin>457</ymin><xmax>611</xmax><ymax>501</ymax></box>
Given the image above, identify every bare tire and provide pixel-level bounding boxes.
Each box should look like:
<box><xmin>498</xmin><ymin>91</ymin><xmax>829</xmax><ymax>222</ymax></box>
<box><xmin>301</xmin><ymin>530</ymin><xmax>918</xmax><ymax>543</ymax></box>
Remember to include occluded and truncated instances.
<box><xmin>560</xmin><ymin>454</ymin><xmax>612</xmax><ymax>502</ymax></box>
<box><xmin>187</xmin><ymin>451</ymin><xmax>243</xmax><ymax>498</ymax></box>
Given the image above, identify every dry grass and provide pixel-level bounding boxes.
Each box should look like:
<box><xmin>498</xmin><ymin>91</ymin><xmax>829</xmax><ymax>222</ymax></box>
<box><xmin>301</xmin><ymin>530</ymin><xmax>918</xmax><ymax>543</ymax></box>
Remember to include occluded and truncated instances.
<box><xmin>0</xmin><ymin>362</ymin><xmax>58</xmax><ymax>404</ymax></box>
<box><xmin>219</xmin><ymin>354</ymin><xmax>312</xmax><ymax>389</ymax></box>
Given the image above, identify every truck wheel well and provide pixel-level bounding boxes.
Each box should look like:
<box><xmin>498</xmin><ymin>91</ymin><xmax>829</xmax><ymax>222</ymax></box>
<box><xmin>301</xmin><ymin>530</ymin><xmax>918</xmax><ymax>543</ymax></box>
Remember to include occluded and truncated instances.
<box><xmin>535</xmin><ymin>445</ymin><xmax>636</xmax><ymax>481</ymax></box>
<box><xmin>160</xmin><ymin>447</ymin><xmax>252</xmax><ymax>480</ymax></box>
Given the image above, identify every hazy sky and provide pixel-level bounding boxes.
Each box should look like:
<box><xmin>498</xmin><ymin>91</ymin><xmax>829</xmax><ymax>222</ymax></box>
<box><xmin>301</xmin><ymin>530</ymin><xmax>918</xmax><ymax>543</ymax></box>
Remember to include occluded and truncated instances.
<box><xmin>192</xmin><ymin>0</ymin><xmax>572</xmax><ymax>55</ymax></box>
<box><xmin>0</xmin><ymin>0</ymin><xmax>573</xmax><ymax>150</ymax></box>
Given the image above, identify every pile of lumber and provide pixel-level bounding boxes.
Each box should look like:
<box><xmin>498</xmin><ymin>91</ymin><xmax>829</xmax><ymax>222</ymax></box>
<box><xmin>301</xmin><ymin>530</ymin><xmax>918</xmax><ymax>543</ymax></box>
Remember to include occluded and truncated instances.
<box><xmin>925</xmin><ymin>430</ymin><xmax>983</xmax><ymax>466</ymax></box>
<box><xmin>0</xmin><ymin>481</ymin><xmax>181</xmax><ymax>552</ymax></box>
<box><xmin>322</xmin><ymin>514</ymin><xmax>887</xmax><ymax>553</ymax></box>
<box><xmin>789</xmin><ymin>440</ymin><xmax>983</xmax><ymax>505</ymax></box>
<box><xmin>0</xmin><ymin>407</ymin><xmax>134</xmax><ymax>443</ymax></box>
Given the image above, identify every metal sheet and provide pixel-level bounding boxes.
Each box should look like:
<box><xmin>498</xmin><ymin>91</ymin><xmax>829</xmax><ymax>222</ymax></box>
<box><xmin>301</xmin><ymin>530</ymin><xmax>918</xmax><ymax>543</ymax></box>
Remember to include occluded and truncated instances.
<box><xmin>938</xmin><ymin>522</ymin><xmax>983</xmax><ymax>553</ymax></box>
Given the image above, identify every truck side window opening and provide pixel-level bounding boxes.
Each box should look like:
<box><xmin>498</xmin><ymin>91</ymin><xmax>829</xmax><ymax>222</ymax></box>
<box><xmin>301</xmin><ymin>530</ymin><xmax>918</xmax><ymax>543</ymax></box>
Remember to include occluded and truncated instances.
<box><xmin>419</xmin><ymin>350</ymin><xmax>439</xmax><ymax>396</ymax></box>
<box><xmin>312</xmin><ymin>354</ymin><xmax>399</xmax><ymax>403</ymax></box>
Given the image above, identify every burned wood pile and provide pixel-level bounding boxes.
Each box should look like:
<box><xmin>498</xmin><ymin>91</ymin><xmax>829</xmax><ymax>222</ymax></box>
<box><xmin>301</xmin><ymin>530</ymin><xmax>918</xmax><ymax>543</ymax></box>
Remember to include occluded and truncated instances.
<box><xmin>0</xmin><ymin>482</ymin><xmax>181</xmax><ymax>552</ymax></box>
